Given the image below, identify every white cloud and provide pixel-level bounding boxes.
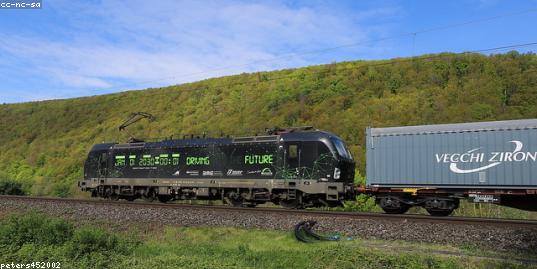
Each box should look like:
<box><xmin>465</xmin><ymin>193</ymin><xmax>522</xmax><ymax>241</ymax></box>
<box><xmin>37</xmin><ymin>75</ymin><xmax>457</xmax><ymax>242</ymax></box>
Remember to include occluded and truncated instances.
<box><xmin>0</xmin><ymin>0</ymin><xmax>398</xmax><ymax>100</ymax></box>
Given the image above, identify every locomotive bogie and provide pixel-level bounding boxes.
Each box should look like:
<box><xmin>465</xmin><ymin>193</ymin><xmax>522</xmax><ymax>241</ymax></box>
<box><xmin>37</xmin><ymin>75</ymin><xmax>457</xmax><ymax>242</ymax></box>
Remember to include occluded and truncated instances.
<box><xmin>83</xmin><ymin>176</ymin><xmax>350</xmax><ymax>208</ymax></box>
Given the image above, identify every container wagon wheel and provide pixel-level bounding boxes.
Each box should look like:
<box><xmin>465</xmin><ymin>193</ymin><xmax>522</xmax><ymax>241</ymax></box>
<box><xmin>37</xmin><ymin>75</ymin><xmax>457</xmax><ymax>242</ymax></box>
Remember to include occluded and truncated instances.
<box><xmin>423</xmin><ymin>198</ymin><xmax>458</xmax><ymax>216</ymax></box>
<box><xmin>381</xmin><ymin>204</ymin><xmax>410</xmax><ymax>214</ymax></box>
<box><xmin>426</xmin><ymin>208</ymin><xmax>453</xmax><ymax>217</ymax></box>
<box><xmin>378</xmin><ymin>196</ymin><xmax>409</xmax><ymax>214</ymax></box>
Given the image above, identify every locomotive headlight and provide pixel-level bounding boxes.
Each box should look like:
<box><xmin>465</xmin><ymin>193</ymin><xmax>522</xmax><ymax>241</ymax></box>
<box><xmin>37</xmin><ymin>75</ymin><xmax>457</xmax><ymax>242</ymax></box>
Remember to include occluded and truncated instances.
<box><xmin>334</xmin><ymin>168</ymin><xmax>341</xmax><ymax>180</ymax></box>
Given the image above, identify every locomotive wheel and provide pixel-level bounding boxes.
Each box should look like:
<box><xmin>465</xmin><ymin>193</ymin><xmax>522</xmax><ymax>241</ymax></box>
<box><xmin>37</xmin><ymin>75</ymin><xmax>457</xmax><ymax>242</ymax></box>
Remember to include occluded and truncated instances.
<box><xmin>109</xmin><ymin>193</ymin><xmax>119</xmax><ymax>201</ymax></box>
<box><xmin>157</xmin><ymin>195</ymin><xmax>172</xmax><ymax>203</ymax></box>
<box><xmin>125</xmin><ymin>196</ymin><xmax>136</xmax><ymax>202</ymax></box>
<box><xmin>226</xmin><ymin>191</ymin><xmax>246</xmax><ymax>207</ymax></box>
<box><xmin>143</xmin><ymin>191</ymin><xmax>156</xmax><ymax>202</ymax></box>
<box><xmin>279</xmin><ymin>199</ymin><xmax>300</xmax><ymax>209</ymax></box>
<box><xmin>244</xmin><ymin>202</ymin><xmax>257</xmax><ymax>208</ymax></box>
<box><xmin>426</xmin><ymin>208</ymin><xmax>453</xmax><ymax>217</ymax></box>
<box><xmin>228</xmin><ymin>199</ymin><xmax>244</xmax><ymax>207</ymax></box>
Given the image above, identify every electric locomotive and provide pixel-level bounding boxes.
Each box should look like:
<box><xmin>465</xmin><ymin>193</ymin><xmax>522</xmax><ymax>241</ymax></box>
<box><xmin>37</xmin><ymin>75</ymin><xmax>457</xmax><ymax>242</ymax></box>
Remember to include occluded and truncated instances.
<box><xmin>79</xmin><ymin>127</ymin><xmax>355</xmax><ymax>208</ymax></box>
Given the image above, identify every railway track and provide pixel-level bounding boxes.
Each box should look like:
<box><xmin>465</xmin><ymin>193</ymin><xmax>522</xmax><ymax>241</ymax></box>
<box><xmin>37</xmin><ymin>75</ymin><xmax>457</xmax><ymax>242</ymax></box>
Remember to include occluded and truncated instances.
<box><xmin>1</xmin><ymin>195</ymin><xmax>537</xmax><ymax>228</ymax></box>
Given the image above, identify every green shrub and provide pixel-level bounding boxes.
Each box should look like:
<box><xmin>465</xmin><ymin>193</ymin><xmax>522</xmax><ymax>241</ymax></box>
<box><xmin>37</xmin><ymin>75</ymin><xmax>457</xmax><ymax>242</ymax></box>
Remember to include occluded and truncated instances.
<box><xmin>0</xmin><ymin>212</ymin><xmax>73</xmax><ymax>248</ymax></box>
<box><xmin>354</xmin><ymin>169</ymin><xmax>366</xmax><ymax>186</ymax></box>
<box><xmin>65</xmin><ymin>227</ymin><xmax>139</xmax><ymax>268</ymax></box>
<box><xmin>52</xmin><ymin>181</ymin><xmax>72</xmax><ymax>197</ymax></box>
<box><xmin>0</xmin><ymin>212</ymin><xmax>140</xmax><ymax>268</ymax></box>
<box><xmin>343</xmin><ymin>194</ymin><xmax>379</xmax><ymax>212</ymax></box>
<box><xmin>0</xmin><ymin>178</ymin><xmax>25</xmax><ymax>195</ymax></box>
<box><xmin>67</xmin><ymin>228</ymin><xmax>124</xmax><ymax>258</ymax></box>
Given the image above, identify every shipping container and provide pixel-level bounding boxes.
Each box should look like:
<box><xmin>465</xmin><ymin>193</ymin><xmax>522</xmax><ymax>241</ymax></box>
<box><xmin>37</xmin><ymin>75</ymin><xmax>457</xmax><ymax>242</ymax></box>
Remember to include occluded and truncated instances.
<box><xmin>364</xmin><ymin>119</ymin><xmax>537</xmax><ymax>215</ymax></box>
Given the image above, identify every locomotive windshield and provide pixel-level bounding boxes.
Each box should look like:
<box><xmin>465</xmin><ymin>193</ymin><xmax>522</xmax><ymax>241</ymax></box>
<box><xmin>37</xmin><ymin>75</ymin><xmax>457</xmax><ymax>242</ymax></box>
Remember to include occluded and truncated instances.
<box><xmin>331</xmin><ymin>138</ymin><xmax>353</xmax><ymax>160</ymax></box>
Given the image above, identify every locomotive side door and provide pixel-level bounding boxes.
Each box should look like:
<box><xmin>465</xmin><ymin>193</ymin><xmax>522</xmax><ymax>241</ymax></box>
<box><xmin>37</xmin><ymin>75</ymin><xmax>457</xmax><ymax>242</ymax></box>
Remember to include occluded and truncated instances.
<box><xmin>284</xmin><ymin>142</ymin><xmax>302</xmax><ymax>179</ymax></box>
<box><xmin>97</xmin><ymin>151</ymin><xmax>109</xmax><ymax>179</ymax></box>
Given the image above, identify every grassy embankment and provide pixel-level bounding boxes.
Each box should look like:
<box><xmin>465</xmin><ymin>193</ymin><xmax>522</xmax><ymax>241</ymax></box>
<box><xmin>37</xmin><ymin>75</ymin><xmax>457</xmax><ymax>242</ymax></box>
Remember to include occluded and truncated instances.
<box><xmin>0</xmin><ymin>211</ymin><xmax>534</xmax><ymax>269</ymax></box>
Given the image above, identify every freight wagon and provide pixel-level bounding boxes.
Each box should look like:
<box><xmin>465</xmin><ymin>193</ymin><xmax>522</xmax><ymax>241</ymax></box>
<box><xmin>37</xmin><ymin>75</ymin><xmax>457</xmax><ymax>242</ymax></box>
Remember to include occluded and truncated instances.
<box><xmin>363</xmin><ymin>119</ymin><xmax>537</xmax><ymax>216</ymax></box>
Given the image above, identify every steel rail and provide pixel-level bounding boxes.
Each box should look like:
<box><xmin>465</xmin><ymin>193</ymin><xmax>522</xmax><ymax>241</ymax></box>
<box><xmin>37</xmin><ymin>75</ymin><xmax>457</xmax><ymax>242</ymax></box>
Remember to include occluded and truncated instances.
<box><xmin>1</xmin><ymin>195</ymin><xmax>537</xmax><ymax>228</ymax></box>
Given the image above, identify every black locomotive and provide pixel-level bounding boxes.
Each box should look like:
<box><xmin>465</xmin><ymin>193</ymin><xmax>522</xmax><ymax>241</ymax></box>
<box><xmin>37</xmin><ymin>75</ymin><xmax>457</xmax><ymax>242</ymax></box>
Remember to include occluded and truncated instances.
<box><xmin>79</xmin><ymin>127</ymin><xmax>355</xmax><ymax>208</ymax></box>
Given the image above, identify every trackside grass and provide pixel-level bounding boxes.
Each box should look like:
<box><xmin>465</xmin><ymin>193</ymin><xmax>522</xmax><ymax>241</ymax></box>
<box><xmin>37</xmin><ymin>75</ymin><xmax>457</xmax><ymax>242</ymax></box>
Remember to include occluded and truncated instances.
<box><xmin>0</xmin><ymin>212</ymin><xmax>534</xmax><ymax>269</ymax></box>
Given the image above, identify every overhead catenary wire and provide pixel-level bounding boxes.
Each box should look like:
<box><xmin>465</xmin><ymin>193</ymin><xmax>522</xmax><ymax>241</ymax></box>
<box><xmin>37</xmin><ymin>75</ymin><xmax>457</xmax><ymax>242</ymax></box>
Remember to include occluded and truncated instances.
<box><xmin>92</xmin><ymin>7</ymin><xmax>537</xmax><ymax>93</ymax></box>
<box><xmin>29</xmin><ymin>41</ymin><xmax>537</xmax><ymax>141</ymax></box>
<box><xmin>117</xmin><ymin>41</ymin><xmax>537</xmax><ymax>139</ymax></box>
<box><xmin>81</xmin><ymin>41</ymin><xmax>537</xmax><ymax>111</ymax></box>
<box><xmin>169</xmin><ymin>42</ymin><xmax>537</xmax><ymax>91</ymax></box>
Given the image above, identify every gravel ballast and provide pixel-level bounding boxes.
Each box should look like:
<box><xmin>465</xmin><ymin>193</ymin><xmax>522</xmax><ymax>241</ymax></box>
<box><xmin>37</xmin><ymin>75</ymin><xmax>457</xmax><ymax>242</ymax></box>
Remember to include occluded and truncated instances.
<box><xmin>1</xmin><ymin>197</ymin><xmax>536</xmax><ymax>253</ymax></box>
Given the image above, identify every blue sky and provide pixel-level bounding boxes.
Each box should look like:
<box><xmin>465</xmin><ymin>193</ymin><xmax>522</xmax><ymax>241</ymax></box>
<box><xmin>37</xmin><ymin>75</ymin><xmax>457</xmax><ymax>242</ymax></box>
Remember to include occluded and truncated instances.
<box><xmin>1</xmin><ymin>0</ymin><xmax>536</xmax><ymax>103</ymax></box>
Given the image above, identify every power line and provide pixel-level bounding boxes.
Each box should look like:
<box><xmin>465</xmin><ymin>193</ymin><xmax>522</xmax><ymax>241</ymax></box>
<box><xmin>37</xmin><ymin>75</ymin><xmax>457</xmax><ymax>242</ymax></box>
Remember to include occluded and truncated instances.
<box><xmin>96</xmin><ymin>7</ymin><xmax>537</xmax><ymax>92</ymax></box>
<box><xmin>193</xmin><ymin>42</ymin><xmax>537</xmax><ymax>90</ymax></box>
<box><xmin>119</xmin><ymin>41</ymin><xmax>537</xmax><ymax>139</ymax></box>
<box><xmin>92</xmin><ymin>41</ymin><xmax>537</xmax><ymax>140</ymax></box>
<box><xmin>12</xmin><ymin>43</ymin><xmax>534</xmax><ymax>108</ymax></box>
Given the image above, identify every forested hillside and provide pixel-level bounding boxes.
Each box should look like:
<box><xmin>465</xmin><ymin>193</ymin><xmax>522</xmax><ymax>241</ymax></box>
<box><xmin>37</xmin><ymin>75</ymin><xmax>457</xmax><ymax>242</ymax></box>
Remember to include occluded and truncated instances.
<box><xmin>1</xmin><ymin>51</ymin><xmax>536</xmax><ymax>196</ymax></box>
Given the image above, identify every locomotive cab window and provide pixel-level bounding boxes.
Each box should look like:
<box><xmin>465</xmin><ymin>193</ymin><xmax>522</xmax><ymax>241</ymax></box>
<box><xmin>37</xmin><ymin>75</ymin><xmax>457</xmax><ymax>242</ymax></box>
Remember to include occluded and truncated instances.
<box><xmin>84</xmin><ymin>152</ymin><xmax>103</xmax><ymax>179</ymax></box>
<box><xmin>288</xmin><ymin>144</ymin><xmax>298</xmax><ymax>159</ymax></box>
<box><xmin>331</xmin><ymin>138</ymin><xmax>353</xmax><ymax>160</ymax></box>
<box><xmin>286</xmin><ymin>144</ymin><xmax>301</xmax><ymax>176</ymax></box>
<box><xmin>98</xmin><ymin>152</ymin><xmax>108</xmax><ymax>177</ymax></box>
<box><xmin>100</xmin><ymin>153</ymin><xmax>108</xmax><ymax>166</ymax></box>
